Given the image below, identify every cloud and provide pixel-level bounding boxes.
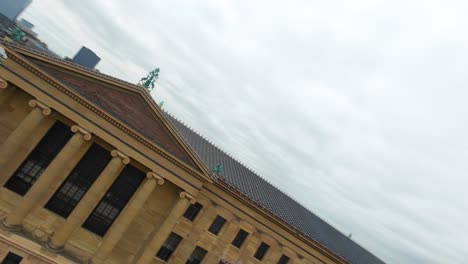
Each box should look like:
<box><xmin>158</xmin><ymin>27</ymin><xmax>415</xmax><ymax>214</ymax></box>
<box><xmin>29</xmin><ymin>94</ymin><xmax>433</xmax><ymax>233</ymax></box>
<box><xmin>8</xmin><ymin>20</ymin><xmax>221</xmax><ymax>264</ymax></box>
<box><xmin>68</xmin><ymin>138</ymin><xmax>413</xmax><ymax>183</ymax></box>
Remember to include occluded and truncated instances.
<box><xmin>21</xmin><ymin>0</ymin><xmax>468</xmax><ymax>263</ymax></box>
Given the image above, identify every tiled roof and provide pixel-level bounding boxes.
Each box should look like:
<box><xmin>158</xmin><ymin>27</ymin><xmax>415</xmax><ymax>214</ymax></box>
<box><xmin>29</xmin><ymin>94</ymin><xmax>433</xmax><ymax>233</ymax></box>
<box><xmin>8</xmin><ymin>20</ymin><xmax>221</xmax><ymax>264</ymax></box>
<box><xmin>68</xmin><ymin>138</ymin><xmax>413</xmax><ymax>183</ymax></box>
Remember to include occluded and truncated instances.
<box><xmin>166</xmin><ymin>114</ymin><xmax>385</xmax><ymax>264</ymax></box>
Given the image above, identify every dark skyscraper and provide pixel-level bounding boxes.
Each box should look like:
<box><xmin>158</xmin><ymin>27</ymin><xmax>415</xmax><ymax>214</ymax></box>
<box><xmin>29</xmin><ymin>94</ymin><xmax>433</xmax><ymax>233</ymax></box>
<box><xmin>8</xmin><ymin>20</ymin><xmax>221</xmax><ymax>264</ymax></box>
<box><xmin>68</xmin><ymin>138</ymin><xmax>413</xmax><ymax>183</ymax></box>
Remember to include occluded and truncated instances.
<box><xmin>0</xmin><ymin>0</ymin><xmax>32</xmax><ymax>21</ymax></box>
<box><xmin>72</xmin><ymin>46</ymin><xmax>100</xmax><ymax>69</ymax></box>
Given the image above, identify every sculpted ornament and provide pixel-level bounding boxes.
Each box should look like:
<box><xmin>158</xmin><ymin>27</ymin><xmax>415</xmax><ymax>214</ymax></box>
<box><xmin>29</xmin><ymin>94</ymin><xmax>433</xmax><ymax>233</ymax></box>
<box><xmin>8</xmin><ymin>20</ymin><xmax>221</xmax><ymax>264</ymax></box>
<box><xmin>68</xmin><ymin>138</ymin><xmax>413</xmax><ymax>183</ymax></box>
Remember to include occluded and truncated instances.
<box><xmin>179</xmin><ymin>191</ymin><xmax>196</xmax><ymax>204</ymax></box>
<box><xmin>71</xmin><ymin>125</ymin><xmax>92</xmax><ymax>141</ymax></box>
<box><xmin>0</xmin><ymin>78</ymin><xmax>7</xmax><ymax>89</ymax></box>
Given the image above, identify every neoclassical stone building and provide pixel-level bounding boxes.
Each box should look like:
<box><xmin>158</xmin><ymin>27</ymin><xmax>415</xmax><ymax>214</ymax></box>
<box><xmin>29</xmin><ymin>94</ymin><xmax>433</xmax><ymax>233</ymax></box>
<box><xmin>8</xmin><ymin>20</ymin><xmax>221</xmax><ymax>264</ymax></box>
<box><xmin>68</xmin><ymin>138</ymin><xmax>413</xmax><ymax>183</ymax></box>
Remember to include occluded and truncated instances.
<box><xmin>0</xmin><ymin>41</ymin><xmax>384</xmax><ymax>264</ymax></box>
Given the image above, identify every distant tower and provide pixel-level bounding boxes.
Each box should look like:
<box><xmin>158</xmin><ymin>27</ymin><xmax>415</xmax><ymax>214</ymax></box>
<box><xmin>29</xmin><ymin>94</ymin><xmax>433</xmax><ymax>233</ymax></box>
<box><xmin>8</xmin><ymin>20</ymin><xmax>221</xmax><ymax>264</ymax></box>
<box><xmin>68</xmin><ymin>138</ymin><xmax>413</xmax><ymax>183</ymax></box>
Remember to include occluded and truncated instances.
<box><xmin>72</xmin><ymin>46</ymin><xmax>100</xmax><ymax>69</ymax></box>
<box><xmin>0</xmin><ymin>0</ymin><xmax>32</xmax><ymax>21</ymax></box>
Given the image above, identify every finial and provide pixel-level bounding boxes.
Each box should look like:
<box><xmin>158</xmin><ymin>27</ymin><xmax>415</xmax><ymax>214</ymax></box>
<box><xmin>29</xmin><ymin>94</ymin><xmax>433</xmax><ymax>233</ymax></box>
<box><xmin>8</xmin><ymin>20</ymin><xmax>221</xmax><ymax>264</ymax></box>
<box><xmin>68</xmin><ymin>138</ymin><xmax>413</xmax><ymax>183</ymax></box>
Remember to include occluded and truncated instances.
<box><xmin>158</xmin><ymin>101</ymin><xmax>164</xmax><ymax>108</ymax></box>
<box><xmin>213</xmin><ymin>164</ymin><xmax>224</xmax><ymax>175</ymax></box>
<box><xmin>138</xmin><ymin>68</ymin><xmax>160</xmax><ymax>91</ymax></box>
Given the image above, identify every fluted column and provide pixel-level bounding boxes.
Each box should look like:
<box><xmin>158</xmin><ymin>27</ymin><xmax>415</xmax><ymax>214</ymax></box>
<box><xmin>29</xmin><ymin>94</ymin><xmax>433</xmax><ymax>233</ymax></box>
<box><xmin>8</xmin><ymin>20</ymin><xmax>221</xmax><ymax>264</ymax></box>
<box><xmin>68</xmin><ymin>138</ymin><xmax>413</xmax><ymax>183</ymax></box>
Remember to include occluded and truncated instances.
<box><xmin>2</xmin><ymin>125</ymin><xmax>92</xmax><ymax>230</ymax></box>
<box><xmin>91</xmin><ymin>172</ymin><xmax>165</xmax><ymax>263</ymax></box>
<box><xmin>46</xmin><ymin>150</ymin><xmax>130</xmax><ymax>250</ymax></box>
<box><xmin>134</xmin><ymin>191</ymin><xmax>196</xmax><ymax>264</ymax></box>
<box><xmin>0</xmin><ymin>99</ymin><xmax>51</xmax><ymax>185</ymax></box>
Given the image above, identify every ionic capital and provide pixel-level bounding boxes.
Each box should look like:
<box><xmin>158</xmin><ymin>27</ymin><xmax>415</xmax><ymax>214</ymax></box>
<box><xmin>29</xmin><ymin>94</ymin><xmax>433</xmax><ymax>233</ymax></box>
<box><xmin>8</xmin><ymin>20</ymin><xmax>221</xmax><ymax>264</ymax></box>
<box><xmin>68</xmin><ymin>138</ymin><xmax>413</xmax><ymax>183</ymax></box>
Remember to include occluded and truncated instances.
<box><xmin>0</xmin><ymin>78</ymin><xmax>8</xmax><ymax>89</ymax></box>
<box><xmin>111</xmin><ymin>150</ymin><xmax>130</xmax><ymax>164</ymax></box>
<box><xmin>71</xmin><ymin>125</ymin><xmax>92</xmax><ymax>141</ymax></box>
<box><xmin>179</xmin><ymin>191</ymin><xmax>196</xmax><ymax>204</ymax></box>
<box><xmin>146</xmin><ymin>172</ymin><xmax>165</xmax><ymax>185</ymax></box>
<box><xmin>28</xmin><ymin>99</ymin><xmax>51</xmax><ymax>116</ymax></box>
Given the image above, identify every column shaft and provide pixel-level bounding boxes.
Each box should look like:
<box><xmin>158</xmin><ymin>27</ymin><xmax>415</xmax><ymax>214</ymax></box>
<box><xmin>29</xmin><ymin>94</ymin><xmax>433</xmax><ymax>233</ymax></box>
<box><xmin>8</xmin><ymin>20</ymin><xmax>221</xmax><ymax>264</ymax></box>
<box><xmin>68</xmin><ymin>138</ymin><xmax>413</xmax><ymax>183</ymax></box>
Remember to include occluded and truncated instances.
<box><xmin>47</xmin><ymin>150</ymin><xmax>130</xmax><ymax>250</ymax></box>
<box><xmin>134</xmin><ymin>192</ymin><xmax>195</xmax><ymax>264</ymax></box>
<box><xmin>3</xmin><ymin>125</ymin><xmax>92</xmax><ymax>229</ymax></box>
<box><xmin>0</xmin><ymin>99</ymin><xmax>51</xmax><ymax>185</ymax></box>
<box><xmin>92</xmin><ymin>172</ymin><xmax>164</xmax><ymax>263</ymax></box>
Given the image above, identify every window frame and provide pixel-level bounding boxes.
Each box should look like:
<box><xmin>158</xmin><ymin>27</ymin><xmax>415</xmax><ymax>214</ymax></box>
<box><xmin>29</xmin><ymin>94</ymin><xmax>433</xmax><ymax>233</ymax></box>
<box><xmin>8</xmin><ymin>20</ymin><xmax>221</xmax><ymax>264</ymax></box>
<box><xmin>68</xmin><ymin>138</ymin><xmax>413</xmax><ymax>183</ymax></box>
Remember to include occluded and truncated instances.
<box><xmin>183</xmin><ymin>202</ymin><xmax>203</xmax><ymax>221</ymax></box>
<box><xmin>231</xmin><ymin>228</ymin><xmax>249</xmax><ymax>248</ymax></box>
<box><xmin>207</xmin><ymin>215</ymin><xmax>227</xmax><ymax>235</ymax></box>
<box><xmin>253</xmin><ymin>242</ymin><xmax>270</xmax><ymax>261</ymax></box>
<box><xmin>156</xmin><ymin>232</ymin><xmax>183</xmax><ymax>261</ymax></box>
<box><xmin>1</xmin><ymin>252</ymin><xmax>23</xmax><ymax>264</ymax></box>
<box><xmin>186</xmin><ymin>246</ymin><xmax>208</xmax><ymax>264</ymax></box>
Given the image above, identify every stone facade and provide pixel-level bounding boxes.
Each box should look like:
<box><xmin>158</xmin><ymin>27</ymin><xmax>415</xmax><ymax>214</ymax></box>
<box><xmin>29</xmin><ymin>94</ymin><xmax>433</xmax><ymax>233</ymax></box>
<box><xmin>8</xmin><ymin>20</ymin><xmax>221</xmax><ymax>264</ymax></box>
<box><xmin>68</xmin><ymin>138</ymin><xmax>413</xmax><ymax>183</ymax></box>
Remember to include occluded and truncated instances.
<box><xmin>0</xmin><ymin>42</ymin><xmax>359</xmax><ymax>264</ymax></box>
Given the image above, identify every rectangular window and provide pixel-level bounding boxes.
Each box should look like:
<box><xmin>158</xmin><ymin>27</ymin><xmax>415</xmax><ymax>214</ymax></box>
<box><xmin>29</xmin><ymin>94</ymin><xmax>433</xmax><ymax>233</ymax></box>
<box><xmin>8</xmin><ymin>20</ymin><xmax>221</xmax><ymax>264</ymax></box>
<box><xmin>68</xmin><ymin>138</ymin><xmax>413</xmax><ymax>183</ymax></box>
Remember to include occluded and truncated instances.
<box><xmin>254</xmin><ymin>242</ymin><xmax>270</xmax><ymax>261</ymax></box>
<box><xmin>82</xmin><ymin>165</ymin><xmax>145</xmax><ymax>236</ymax></box>
<box><xmin>1</xmin><ymin>252</ymin><xmax>23</xmax><ymax>264</ymax></box>
<box><xmin>4</xmin><ymin>121</ymin><xmax>72</xmax><ymax>196</ymax></box>
<box><xmin>278</xmin><ymin>255</ymin><xmax>290</xmax><ymax>264</ymax></box>
<box><xmin>183</xmin><ymin>202</ymin><xmax>203</xmax><ymax>221</ymax></box>
<box><xmin>186</xmin><ymin>246</ymin><xmax>207</xmax><ymax>264</ymax></box>
<box><xmin>231</xmin><ymin>229</ymin><xmax>249</xmax><ymax>248</ymax></box>
<box><xmin>208</xmin><ymin>215</ymin><xmax>226</xmax><ymax>235</ymax></box>
<box><xmin>45</xmin><ymin>143</ymin><xmax>110</xmax><ymax>218</ymax></box>
<box><xmin>156</xmin><ymin>232</ymin><xmax>182</xmax><ymax>261</ymax></box>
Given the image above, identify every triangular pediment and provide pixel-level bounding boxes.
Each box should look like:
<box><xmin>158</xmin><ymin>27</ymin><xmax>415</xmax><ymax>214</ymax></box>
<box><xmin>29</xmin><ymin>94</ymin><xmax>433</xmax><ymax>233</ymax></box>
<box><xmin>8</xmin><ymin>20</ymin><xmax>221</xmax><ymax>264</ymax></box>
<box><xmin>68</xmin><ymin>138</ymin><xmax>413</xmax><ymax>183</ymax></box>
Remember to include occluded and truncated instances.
<box><xmin>3</xmin><ymin>44</ymin><xmax>210</xmax><ymax>179</ymax></box>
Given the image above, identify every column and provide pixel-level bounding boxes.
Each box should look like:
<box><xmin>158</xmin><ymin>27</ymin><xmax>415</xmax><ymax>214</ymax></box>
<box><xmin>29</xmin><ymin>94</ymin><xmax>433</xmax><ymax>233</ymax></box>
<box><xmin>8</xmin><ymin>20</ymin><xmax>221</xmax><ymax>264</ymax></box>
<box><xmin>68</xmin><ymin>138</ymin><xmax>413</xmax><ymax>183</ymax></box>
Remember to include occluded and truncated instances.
<box><xmin>2</xmin><ymin>125</ymin><xmax>92</xmax><ymax>230</ymax></box>
<box><xmin>46</xmin><ymin>150</ymin><xmax>130</xmax><ymax>251</ymax></box>
<box><xmin>91</xmin><ymin>172</ymin><xmax>165</xmax><ymax>263</ymax></box>
<box><xmin>0</xmin><ymin>99</ymin><xmax>52</xmax><ymax>185</ymax></box>
<box><xmin>134</xmin><ymin>191</ymin><xmax>196</xmax><ymax>264</ymax></box>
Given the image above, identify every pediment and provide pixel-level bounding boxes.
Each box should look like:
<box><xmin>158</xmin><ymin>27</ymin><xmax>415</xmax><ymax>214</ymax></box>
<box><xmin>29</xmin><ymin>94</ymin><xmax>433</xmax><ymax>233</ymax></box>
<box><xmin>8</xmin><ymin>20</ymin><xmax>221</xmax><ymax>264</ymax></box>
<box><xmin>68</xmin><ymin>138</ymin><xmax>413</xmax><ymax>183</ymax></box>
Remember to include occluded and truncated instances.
<box><xmin>8</xmin><ymin>48</ymin><xmax>209</xmax><ymax>178</ymax></box>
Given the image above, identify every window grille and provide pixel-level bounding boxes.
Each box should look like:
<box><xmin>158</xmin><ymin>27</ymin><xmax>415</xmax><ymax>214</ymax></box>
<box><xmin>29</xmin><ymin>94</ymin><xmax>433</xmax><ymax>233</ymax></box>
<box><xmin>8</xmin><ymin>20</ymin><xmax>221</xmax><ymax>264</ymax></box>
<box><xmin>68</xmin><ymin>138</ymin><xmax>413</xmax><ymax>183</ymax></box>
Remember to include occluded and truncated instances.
<box><xmin>186</xmin><ymin>246</ymin><xmax>207</xmax><ymax>264</ymax></box>
<box><xmin>278</xmin><ymin>255</ymin><xmax>290</xmax><ymax>264</ymax></box>
<box><xmin>231</xmin><ymin>229</ymin><xmax>249</xmax><ymax>248</ymax></box>
<box><xmin>254</xmin><ymin>242</ymin><xmax>270</xmax><ymax>261</ymax></box>
<box><xmin>1</xmin><ymin>252</ymin><xmax>23</xmax><ymax>264</ymax></box>
<box><xmin>82</xmin><ymin>165</ymin><xmax>145</xmax><ymax>236</ymax></box>
<box><xmin>208</xmin><ymin>215</ymin><xmax>226</xmax><ymax>235</ymax></box>
<box><xmin>156</xmin><ymin>232</ymin><xmax>182</xmax><ymax>261</ymax></box>
<box><xmin>4</xmin><ymin>121</ymin><xmax>72</xmax><ymax>196</ymax></box>
<box><xmin>183</xmin><ymin>202</ymin><xmax>203</xmax><ymax>221</ymax></box>
<box><xmin>45</xmin><ymin>143</ymin><xmax>110</xmax><ymax>218</ymax></box>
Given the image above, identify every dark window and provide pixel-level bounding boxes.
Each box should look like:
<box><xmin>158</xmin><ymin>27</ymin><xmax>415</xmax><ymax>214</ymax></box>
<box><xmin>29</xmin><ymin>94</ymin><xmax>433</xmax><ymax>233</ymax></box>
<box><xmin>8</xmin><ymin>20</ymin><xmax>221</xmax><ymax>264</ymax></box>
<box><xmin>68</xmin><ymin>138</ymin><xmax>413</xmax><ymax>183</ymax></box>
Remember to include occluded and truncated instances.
<box><xmin>1</xmin><ymin>252</ymin><xmax>23</xmax><ymax>264</ymax></box>
<box><xmin>156</xmin><ymin>232</ymin><xmax>182</xmax><ymax>261</ymax></box>
<box><xmin>231</xmin><ymin>229</ymin><xmax>249</xmax><ymax>248</ymax></box>
<box><xmin>45</xmin><ymin>144</ymin><xmax>110</xmax><ymax>218</ymax></box>
<box><xmin>82</xmin><ymin>165</ymin><xmax>145</xmax><ymax>236</ymax></box>
<box><xmin>186</xmin><ymin>246</ymin><xmax>207</xmax><ymax>264</ymax></box>
<box><xmin>183</xmin><ymin>202</ymin><xmax>203</xmax><ymax>221</ymax></box>
<box><xmin>208</xmin><ymin>215</ymin><xmax>226</xmax><ymax>235</ymax></box>
<box><xmin>254</xmin><ymin>242</ymin><xmax>270</xmax><ymax>261</ymax></box>
<box><xmin>4</xmin><ymin>121</ymin><xmax>72</xmax><ymax>196</ymax></box>
<box><xmin>278</xmin><ymin>255</ymin><xmax>290</xmax><ymax>264</ymax></box>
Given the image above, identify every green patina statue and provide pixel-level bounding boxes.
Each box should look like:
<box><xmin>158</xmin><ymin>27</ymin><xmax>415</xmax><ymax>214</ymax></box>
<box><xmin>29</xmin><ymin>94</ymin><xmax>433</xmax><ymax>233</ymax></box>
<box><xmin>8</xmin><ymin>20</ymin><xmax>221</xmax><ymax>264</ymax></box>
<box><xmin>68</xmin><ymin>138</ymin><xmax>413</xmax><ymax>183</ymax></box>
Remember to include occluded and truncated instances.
<box><xmin>139</xmin><ymin>68</ymin><xmax>160</xmax><ymax>91</ymax></box>
<box><xmin>213</xmin><ymin>164</ymin><xmax>224</xmax><ymax>175</ymax></box>
<box><xmin>11</xmin><ymin>28</ymin><xmax>25</xmax><ymax>43</ymax></box>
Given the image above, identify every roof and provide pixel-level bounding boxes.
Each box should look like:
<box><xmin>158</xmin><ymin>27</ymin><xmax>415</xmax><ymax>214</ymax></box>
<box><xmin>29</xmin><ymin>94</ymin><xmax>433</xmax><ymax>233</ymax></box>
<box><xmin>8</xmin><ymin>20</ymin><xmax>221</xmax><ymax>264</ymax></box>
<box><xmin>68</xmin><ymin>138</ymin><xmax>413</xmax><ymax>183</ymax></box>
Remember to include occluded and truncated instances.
<box><xmin>166</xmin><ymin>114</ymin><xmax>385</xmax><ymax>264</ymax></box>
<box><xmin>3</xmin><ymin>42</ymin><xmax>384</xmax><ymax>264</ymax></box>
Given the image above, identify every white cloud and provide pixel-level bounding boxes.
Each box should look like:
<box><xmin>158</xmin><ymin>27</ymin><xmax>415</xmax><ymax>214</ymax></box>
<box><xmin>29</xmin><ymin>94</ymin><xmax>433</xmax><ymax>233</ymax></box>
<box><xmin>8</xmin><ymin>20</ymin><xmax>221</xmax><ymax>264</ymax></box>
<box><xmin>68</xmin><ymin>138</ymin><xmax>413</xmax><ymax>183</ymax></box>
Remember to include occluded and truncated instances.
<box><xmin>21</xmin><ymin>0</ymin><xmax>468</xmax><ymax>263</ymax></box>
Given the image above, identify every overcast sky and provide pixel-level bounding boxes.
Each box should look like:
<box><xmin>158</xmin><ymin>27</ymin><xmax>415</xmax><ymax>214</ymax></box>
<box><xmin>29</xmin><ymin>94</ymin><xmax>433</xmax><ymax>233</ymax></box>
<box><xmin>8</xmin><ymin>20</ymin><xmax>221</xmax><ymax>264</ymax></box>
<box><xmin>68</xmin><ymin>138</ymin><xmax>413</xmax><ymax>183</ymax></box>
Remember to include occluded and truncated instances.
<box><xmin>20</xmin><ymin>1</ymin><xmax>468</xmax><ymax>263</ymax></box>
